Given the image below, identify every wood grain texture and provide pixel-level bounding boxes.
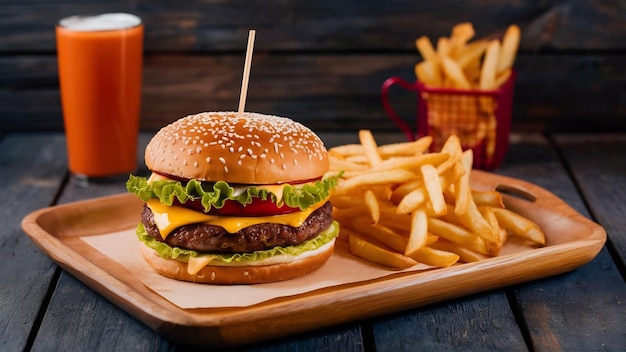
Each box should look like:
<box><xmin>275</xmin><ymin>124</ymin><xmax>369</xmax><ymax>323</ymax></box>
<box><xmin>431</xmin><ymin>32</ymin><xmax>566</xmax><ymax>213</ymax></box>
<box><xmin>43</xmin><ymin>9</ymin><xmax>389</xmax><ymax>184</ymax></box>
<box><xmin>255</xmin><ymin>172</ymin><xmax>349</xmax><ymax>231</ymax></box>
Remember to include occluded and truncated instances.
<box><xmin>1</xmin><ymin>0</ymin><xmax>624</xmax><ymax>52</ymax></box>
<box><xmin>554</xmin><ymin>134</ymin><xmax>626</xmax><ymax>267</ymax></box>
<box><xmin>1</xmin><ymin>0</ymin><xmax>625</xmax><ymax>134</ymax></box>
<box><xmin>0</xmin><ymin>134</ymin><xmax>68</xmax><ymax>352</ymax></box>
<box><xmin>496</xmin><ymin>133</ymin><xmax>626</xmax><ymax>351</ymax></box>
<box><xmin>371</xmin><ymin>292</ymin><xmax>527</xmax><ymax>351</ymax></box>
<box><xmin>2</xmin><ymin>53</ymin><xmax>625</xmax><ymax>134</ymax></box>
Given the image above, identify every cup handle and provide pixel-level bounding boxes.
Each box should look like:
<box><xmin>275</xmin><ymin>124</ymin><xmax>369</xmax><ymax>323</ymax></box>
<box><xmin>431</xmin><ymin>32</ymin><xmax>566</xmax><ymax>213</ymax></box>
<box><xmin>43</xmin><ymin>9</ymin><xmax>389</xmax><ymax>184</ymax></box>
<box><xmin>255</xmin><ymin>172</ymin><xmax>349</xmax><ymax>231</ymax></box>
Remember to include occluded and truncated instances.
<box><xmin>381</xmin><ymin>76</ymin><xmax>419</xmax><ymax>141</ymax></box>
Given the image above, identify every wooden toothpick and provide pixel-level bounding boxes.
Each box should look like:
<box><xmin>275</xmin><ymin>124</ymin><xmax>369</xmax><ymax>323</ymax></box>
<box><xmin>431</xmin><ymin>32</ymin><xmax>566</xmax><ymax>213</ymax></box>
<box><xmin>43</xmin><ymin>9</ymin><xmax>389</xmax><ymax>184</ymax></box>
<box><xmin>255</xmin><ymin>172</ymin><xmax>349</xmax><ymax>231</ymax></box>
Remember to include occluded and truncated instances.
<box><xmin>237</xmin><ymin>30</ymin><xmax>256</xmax><ymax>118</ymax></box>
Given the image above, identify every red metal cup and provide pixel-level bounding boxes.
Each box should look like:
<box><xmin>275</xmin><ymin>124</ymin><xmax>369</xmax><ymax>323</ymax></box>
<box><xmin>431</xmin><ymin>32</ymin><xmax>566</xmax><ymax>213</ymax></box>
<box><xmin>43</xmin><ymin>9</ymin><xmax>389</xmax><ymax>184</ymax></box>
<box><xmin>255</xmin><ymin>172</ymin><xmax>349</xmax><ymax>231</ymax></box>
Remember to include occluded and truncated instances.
<box><xmin>381</xmin><ymin>71</ymin><xmax>516</xmax><ymax>170</ymax></box>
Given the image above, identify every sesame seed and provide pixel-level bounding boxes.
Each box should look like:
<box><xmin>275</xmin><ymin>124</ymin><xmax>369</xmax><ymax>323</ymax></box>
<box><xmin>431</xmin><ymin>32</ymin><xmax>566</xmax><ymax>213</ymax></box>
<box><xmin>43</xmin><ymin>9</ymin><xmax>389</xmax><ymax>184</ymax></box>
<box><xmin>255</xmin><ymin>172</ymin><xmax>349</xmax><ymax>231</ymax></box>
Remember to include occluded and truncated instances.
<box><xmin>146</xmin><ymin>111</ymin><xmax>328</xmax><ymax>177</ymax></box>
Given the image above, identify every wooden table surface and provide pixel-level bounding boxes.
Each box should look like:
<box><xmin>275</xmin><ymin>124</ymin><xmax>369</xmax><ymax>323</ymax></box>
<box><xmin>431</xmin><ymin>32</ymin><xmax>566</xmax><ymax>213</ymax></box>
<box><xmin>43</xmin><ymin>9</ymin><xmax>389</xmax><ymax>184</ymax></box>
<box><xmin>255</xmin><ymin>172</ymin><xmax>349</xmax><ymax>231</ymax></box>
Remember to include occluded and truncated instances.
<box><xmin>2</xmin><ymin>131</ymin><xmax>625</xmax><ymax>351</ymax></box>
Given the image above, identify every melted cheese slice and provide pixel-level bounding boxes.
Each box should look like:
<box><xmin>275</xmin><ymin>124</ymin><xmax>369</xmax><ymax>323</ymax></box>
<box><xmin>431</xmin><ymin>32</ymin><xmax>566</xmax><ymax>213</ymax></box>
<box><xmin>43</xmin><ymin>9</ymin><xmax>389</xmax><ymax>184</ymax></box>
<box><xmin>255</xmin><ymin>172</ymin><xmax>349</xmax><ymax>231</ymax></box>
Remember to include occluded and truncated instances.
<box><xmin>187</xmin><ymin>255</ymin><xmax>216</xmax><ymax>275</ymax></box>
<box><xmin>146</xmin><ymin>198</ymin><xmax>323</xmax><ymax>240</ymax></box>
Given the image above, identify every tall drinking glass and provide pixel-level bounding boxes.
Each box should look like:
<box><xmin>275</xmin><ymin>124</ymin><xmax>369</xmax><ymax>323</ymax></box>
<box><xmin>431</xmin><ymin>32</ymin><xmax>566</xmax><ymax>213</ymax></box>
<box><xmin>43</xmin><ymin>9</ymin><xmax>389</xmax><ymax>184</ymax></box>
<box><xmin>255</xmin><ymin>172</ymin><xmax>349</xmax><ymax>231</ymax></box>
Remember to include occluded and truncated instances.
<box><xmin>56</xmin><ymin>13</ymin><xmax>143</xmax><ymax>182</ymax></box>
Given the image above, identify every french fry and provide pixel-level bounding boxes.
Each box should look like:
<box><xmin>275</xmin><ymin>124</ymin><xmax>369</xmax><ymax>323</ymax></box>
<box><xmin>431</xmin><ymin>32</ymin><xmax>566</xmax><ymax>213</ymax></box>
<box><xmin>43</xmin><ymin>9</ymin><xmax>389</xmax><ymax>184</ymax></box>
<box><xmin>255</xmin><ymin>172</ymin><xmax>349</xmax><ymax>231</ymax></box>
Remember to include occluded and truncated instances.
<box><xmin>415</xmin><ymin>60</ymin><xmax>443</xmax><ymax>87</ymax></box>
<box><xmin>330</xmin><ymin>194</ymin><xmax>365</xmax><ymax>208</ymax></box>
<box><xmin>332</xmin><ymin>137</ymin><xmax>432</xmax><ymax>160</ymax></box>
<box><xmin>436</xmin><ymin>37</ymin><xmax>451</xmax><ymax>57</ymax></box>
<box><xmin>494</xmin><ymin>68</ymin><xmax>512</xmax><ymax>88</ymax></box>
<box><xmin>497</xmin><ymin>24</ymin><xmax>521</xmax><ymax>74</ymax></box>
<box><xmin>478</xmin><ymin>205</ymin><xmax>504</xmax><ymax>246</ymax></box>
<box><xmin>415</xmin><ymin>35</ymin><xmax>437</xmax><ymax>61</ymax></box>
<box><xmin>379</xmin><ymin>136</ymin><xmax>433</xmax><ymax>156</ymax></box>
<box><xmin>453</xmin><ymin>149</ymin><xmax>473</xmax><ymax>215</ymax></box>
<box><xmin>349</xmin><ymin>233</ymin><xmax>417</xmax><ymax>269</ymax></box>
<box><xmin>396</xmin><ymin>185</ymin><xmax>428</xmax><ymax>215</ymax></box>
<box><xmin>341</xmin><ymin>222</ymin><xmax>408</xmax><ymax>253</ymax></box>
<box><xmin>332</xmin><ymin>205</ymin><xmax>371</xmax><ymax>220</ymax></box>
<box><xmin>455</xmin><ymin>40</ymin><xmax>488</xmax><ymax>69</ymax></box>
<box><xmin>370</xmin><ymin>152</ymin><xmax>449</xmax><ymax>174</ymax></box>
<box><xmin>329</xmin><ymin>156</ymin><xmax>368</xmax><ymax>173</ymax></box>
<box><xmin>429</xmin><ymin>239</ymin><xmax>487</xmax><ymax>263</ymax></box>
<box><xmin>328</xmin><ymin>143</ymin><xmax>364</xmax><ymax>157</ymax></box>
<box><xmin>404</xmin><ymin>208</ymin><xmax>428</xmax><ymax>257</ymax></box>
<box><xmin>358</xmin><ymin>129</ymin><xmax>382</xmax><ymax>166</ymax></box>
<box><xmin>450</xmin><ymin>22</ymin><xmax>475</xmax><ymax>53</ymax></box>
<box><xmin>378</xmin><ymin>208</ymin><xmax>413</xmax><ymax>232</ymax></box>
<box><xmin>472</xmin><ymin>190</ymin><xmax>505</xmax><ymax>208</ymax></box>
<box><xmin>364</xmin><ymin>190</ymin><xmax>380</xmax><ymax>224</ymax></box>
<box><xmin>454</xmin><ymin>201</ymin><xmax>498</xmax><ymax>244</ymax></box>
<box><xmin>329</xmin><ymin>131</ymin><xmax>545</xmax><ymax>270</ymax></box>
<box><xmin>408</xmin><ymin>246</ymin><xmax>460</xmax><ymax>267</ymax></box>
<box><xmin>421</xmin><ymin>164</ymin><xmax>447</xmax><ymax>216</ymax></box>
<box><xmin>492</xmin><ymin>208</ymin><xmax>546</xmax><ymax>246</ymax></box>
<box><xmin>333</xmin><ymin>169</ymin><xmax>418</xmax><ymax>195</ymax></box>
<box><xmin>427</xmin><ymin>217</ymin><xmax>490</xmax><ymax>255</ymax></box>
<box><xmin>440</xmin><ymin>134</ymin><xmax>463</xmax><ymax>157</ymax></box>
<box><xmin>411</xmin><ymin>23</ymin><xmax>521</xmax><ymax>157</ymax></box>
<box><xmin>441</xmin><ymin>56</ymin><xmax>471</xmax><ymax>89</ymax></box>
<box><xmin>480</xmin><ymin>40</ymin><xmax>501</xmax><ymax>91</ymax></box>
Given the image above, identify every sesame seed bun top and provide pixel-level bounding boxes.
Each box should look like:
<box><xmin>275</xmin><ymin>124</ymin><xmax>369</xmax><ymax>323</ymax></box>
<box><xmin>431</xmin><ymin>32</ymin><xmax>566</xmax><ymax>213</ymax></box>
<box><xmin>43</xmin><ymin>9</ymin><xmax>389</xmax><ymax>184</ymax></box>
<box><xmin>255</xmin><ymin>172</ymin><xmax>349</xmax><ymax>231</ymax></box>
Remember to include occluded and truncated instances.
<box><xmin>144</xmin><ymin>112</ymin><xmax>329</xmax><ymax>184</ymax></box>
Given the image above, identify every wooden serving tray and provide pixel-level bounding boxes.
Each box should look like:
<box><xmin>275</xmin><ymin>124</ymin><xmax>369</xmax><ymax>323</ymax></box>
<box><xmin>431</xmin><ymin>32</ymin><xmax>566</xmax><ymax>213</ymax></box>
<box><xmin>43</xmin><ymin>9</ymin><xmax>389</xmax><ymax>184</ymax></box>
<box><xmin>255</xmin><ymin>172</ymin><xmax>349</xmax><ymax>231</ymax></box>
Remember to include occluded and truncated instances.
<box><xmin>21</xmin><ymin>171</ymin><xmax>606</xmax><ymax>348</ymax></box>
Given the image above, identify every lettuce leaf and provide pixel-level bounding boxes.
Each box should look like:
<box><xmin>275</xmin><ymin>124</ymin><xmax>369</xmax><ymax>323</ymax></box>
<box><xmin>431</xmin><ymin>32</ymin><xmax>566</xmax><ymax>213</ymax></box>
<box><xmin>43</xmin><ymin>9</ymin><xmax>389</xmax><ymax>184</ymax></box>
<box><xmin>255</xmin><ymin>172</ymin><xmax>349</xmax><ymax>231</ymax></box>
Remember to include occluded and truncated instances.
<box><xmin>126</xmin><ymin>174</ymin><xmax>341</xmax><ymax>212</ymax></box>
<box><xmin>136</xmin><ymin>221</ymin><xmax>340</xmax><ymax>264</ymax></box>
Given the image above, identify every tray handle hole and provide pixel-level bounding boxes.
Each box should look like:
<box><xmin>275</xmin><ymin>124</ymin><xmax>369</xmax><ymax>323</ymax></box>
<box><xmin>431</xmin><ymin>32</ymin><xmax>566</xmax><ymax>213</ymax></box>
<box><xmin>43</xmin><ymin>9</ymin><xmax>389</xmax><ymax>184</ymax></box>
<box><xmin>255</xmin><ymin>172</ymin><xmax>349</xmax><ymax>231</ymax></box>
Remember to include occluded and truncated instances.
<box><xmin>495</xmin><ymin>184</ymin><xmax>537</xmax><ymax>203</ymax></box>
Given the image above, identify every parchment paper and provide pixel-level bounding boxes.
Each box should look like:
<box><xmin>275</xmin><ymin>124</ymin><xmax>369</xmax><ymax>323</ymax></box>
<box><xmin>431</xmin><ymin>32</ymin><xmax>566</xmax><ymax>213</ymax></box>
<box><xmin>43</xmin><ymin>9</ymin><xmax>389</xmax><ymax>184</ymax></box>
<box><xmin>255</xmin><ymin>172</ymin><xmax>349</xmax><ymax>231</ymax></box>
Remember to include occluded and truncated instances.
<box><xmin>81</xmin><ymin>229</ymin><xmax>434</xmax><ymax>309</ymax></box>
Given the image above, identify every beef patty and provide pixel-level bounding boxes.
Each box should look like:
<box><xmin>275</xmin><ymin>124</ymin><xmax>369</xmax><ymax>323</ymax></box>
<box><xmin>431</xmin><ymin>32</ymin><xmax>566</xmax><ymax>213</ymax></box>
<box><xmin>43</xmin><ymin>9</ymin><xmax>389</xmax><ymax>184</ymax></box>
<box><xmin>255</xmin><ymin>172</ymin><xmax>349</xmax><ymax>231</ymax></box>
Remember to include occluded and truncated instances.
<box><xmin>141</xmin><ymin>201</ymin><xmax>333</xmax><ymax>253</ymax></box>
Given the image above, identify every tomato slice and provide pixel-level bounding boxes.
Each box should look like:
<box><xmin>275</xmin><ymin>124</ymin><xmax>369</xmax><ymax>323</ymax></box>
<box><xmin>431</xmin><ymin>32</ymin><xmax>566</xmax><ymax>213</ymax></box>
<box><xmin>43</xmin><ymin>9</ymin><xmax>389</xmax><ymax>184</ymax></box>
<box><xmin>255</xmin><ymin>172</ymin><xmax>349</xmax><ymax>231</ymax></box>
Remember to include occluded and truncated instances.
<box><xmin>156</xmin><ymin>174</ymin><xmax>323</xmax><ymax>216</ymax></box>
<box><xmin>173</xmin><ymin>197</ymin><xmax>300</xmax><ymax>216</ymax></box>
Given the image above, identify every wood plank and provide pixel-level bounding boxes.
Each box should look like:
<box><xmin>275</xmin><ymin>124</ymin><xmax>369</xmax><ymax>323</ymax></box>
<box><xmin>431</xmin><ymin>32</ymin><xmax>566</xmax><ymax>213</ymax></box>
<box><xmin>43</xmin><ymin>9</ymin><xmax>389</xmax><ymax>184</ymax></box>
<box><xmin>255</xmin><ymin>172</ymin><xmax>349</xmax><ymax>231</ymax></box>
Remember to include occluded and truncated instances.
<box><xmin>553</xmin><ymin>134</ymin><xmax>626</xmax><ymax>266</ymax></box>
<box><xmin>0</xmin><ymin>133</ymin><xmax>68</xmax><ymax>351</ymax></box>
<box><xmin>497</xmin><ymin>133</ymin><xmax>626</xmax><ymax>351</ymax></box>
<box><xmin>2</xmin><ymin>53</ymin><xmax>625</xmax><ymax>133</ymax></box>
<box><xmin>371</xmin><ymin>292</ymin><xmax>527</xmax><ymax>351</ymax></box>
<box><xmin>2</xmin><ymin>0</ymin><xmax>624</xmax><ymax>51</ymax></box>
<box><xmin>30</xmin><ymin>273</ymin><xmax>167</xmax><ymax>352</ymax></box>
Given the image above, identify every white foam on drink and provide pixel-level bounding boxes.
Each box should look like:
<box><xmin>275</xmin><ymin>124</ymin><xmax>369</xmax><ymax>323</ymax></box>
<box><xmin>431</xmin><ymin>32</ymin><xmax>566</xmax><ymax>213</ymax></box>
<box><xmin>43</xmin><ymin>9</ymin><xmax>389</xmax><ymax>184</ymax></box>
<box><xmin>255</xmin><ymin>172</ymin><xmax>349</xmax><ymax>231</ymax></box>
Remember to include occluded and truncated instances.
<box><xmin>59</xmin><ymin>13</ymin><xmax>141</xmax><ymax>31</ymax></box>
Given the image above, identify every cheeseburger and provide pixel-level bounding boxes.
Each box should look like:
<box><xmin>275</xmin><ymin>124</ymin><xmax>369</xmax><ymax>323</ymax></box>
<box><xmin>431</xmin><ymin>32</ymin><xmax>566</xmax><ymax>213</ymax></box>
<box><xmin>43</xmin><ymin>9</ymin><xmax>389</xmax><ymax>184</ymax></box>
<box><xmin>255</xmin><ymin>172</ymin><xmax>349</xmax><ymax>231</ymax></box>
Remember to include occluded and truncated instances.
<box><xmin>126</xmin><ymin>112</ymin><xmax>340</xmax><ymax>284</ymax></box>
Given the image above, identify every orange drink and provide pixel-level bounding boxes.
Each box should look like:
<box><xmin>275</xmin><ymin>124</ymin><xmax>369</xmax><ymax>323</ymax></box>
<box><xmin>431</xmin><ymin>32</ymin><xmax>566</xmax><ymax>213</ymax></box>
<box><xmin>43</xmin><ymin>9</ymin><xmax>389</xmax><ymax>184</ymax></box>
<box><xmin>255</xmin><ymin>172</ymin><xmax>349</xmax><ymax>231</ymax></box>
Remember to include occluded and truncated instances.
<box><xmin>56</xmin><ymin>13</ymin><xmax>143</xmax><ymax>180</ymax></box>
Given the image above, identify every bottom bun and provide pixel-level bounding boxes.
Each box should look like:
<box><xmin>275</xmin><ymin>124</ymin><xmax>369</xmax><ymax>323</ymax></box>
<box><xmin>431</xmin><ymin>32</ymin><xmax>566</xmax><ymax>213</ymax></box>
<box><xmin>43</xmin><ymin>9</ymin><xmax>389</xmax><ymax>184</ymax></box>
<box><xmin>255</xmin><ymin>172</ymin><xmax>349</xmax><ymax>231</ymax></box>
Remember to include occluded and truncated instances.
<box><xmin>141</xmin><ymin>240</ymin><xmax>335</xmax><ymax>285</ymax></box>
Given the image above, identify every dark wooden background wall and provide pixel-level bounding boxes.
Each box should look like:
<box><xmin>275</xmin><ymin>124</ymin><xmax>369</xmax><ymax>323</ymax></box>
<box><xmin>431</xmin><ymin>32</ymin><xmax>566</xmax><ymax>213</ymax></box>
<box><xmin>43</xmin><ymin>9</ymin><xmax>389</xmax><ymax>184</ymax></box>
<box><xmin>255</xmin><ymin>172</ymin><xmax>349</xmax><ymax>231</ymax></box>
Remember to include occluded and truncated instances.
<box><xmin>1</xmin><ymin>0</ymin><xmax>625</xmax><ymax>135</ymax></box>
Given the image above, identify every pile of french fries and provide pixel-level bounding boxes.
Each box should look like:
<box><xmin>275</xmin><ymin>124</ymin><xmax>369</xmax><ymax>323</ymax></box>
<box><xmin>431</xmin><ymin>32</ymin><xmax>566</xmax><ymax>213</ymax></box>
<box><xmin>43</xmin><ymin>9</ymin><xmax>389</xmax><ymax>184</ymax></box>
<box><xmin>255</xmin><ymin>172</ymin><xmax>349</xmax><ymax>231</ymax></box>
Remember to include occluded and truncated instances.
<box><xmin>414</xmin><ymin>22</ymin><xmax>521</xmax><ymax>162</ymax></box>
<box><xmin>328</xmin><ymin>130</ymin><xmax>545</xmax><ymax>269</ymax></box>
